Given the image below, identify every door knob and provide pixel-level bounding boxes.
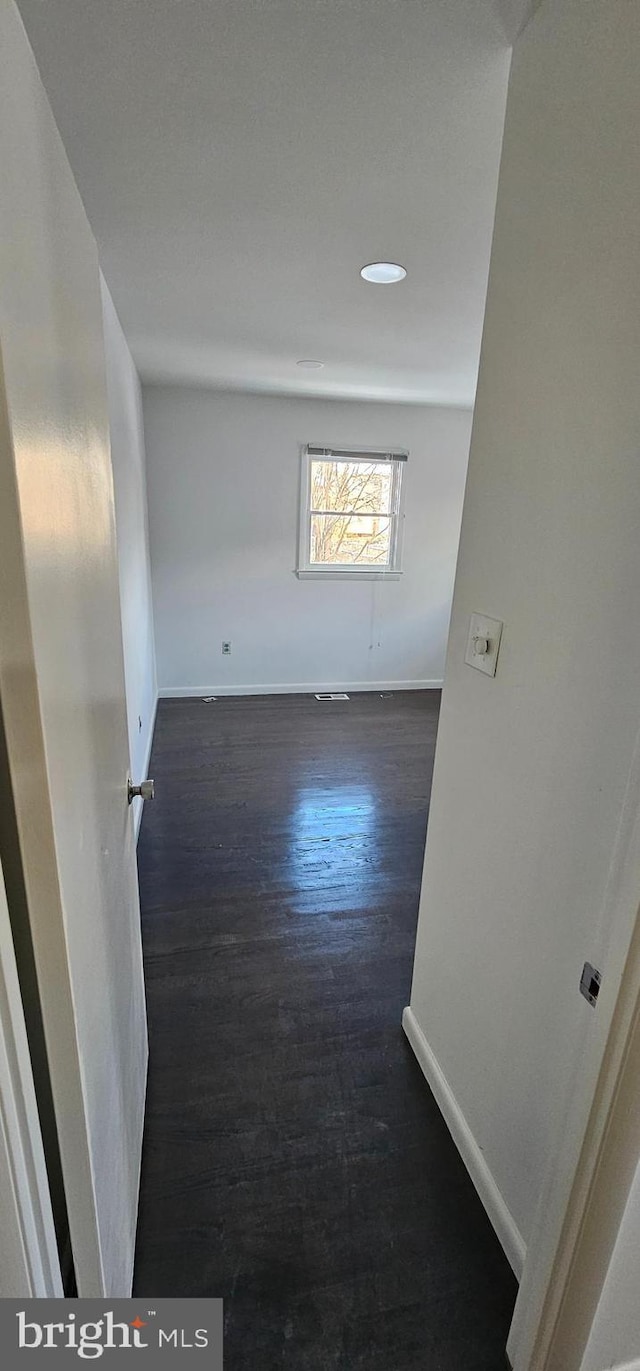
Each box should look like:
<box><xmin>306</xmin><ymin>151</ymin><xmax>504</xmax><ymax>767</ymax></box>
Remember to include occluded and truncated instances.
<box><xmin>128</xmin><ymin>777</ymin><xmax>155</xmax><ymax>804</ymax></box>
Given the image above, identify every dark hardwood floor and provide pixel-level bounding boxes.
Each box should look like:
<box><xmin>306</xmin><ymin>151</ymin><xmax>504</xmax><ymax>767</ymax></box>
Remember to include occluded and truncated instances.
<box><xmin>134</xmin><ymin>691</ymin><xmax>516</xmax><ymax>1369</ymax></box>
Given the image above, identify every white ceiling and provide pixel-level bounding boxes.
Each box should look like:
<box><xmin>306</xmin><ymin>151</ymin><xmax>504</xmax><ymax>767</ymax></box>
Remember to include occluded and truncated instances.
<box><xmin>17</xmin><ymin>0</ymin><xmax>519</xmax><ymax>406</ymax></box>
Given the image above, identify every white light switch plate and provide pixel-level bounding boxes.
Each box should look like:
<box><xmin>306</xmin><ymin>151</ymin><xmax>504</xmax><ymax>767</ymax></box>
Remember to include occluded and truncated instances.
<box><xmin>465</xmin><ymin>613</ymin><xmax>503</xmax><ymax>677</ymax></box>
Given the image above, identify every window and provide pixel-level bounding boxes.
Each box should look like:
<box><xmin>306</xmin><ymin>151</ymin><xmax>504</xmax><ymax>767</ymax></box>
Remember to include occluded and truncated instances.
<box><xmin>297</xmin><ymin>444</ymin><xmax>407</xmax><ymax>578</ymax></box>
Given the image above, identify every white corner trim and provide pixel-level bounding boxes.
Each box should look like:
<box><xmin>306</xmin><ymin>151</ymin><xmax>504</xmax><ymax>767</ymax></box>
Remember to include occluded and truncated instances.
<box><xmin>0</xmin><ymin>858</ymin><xmax>62</xmax><ymax>1295</ymax></box>
<box><xmin>134</xmin><ymin>692</ymin><xmax>158</xmax><ymax>843</ymax></box>
<box><xmin>158</xmin><ymin>680</ymin><xmax>443</xmax><ymax>699</ymax></box>
<box><xmin>402</xmin><ymin>1005</ymin><xmax>526</xmax><ymax>1280</ymax></box>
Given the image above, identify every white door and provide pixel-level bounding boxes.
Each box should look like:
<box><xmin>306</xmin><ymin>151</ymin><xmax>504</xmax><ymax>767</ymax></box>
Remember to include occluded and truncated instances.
<box><xmin>0</xmin><ymin>2</ymin><xmax>148</xmax><ymax>1297</ymax></box>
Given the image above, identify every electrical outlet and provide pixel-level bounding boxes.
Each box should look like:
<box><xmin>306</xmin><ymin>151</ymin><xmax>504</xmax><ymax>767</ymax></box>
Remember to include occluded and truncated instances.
<box><xmin>222</xmin><ymin>641</ymin><xmax>232</xmax><ymax>655</ymax></box>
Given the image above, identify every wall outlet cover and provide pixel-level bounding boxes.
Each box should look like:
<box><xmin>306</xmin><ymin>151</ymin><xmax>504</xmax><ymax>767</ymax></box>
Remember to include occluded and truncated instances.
<box><xmin>465</xmin><ymin>613</ymin><xmax>503</xmax><ymax>677</ymax></box>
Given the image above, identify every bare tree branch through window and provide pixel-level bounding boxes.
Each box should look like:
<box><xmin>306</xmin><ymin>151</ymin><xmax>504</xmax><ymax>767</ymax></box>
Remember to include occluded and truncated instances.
<box><xmin>309</xmin><ymin>460</ymin><xmax>395</xmax><ymax>566</ymax></box>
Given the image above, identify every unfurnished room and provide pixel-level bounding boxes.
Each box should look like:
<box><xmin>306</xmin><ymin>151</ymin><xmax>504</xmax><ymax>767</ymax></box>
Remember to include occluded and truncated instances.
<box><xmin>1</xmin><ymin>3</ymin><xmax>640</xmax><ymax>1370</ymax></box>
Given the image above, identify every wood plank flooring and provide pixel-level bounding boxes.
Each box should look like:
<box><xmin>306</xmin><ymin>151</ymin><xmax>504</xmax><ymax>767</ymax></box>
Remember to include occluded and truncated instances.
<box><xmin>134</xmin><ymin>691</ymin><xmax>516</xmax><ymax>1369</ymax></box>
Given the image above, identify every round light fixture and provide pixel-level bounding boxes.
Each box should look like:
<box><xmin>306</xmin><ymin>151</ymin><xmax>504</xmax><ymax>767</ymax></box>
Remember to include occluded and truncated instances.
<box><xmin>360</xmin><ymin>261</ymin><xmax>407</xmax><ymax>285</ymax></box>
<box><xmin>296</xmin><ymin>359</ymin><xmax>324</xmax><ymax>369</ymax></box>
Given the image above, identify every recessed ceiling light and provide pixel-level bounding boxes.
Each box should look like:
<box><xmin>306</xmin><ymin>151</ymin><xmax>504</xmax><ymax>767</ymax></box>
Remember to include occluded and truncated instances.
<box><xmin>296</xmin><ymin>359</ymin><xmax>324</xmax><ymax>369</ymax></box>
<box><xmin>360</xmin><ymin>261</ymin><xmax>407</xmax><ymax>285</ymax></box>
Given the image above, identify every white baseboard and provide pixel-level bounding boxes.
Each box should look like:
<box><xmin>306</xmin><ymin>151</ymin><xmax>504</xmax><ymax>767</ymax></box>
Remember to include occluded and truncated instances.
<box><xmin>158</xmin><ymin>680</ymin><xmax>443</xmax><ymax>699</ymax></box>
<box><xmin>402</xmin><ymin>1005</ymin><xmax>526</xmax><ymax>1280</ymax></box>
<box><xmin>134</xmin><ymin>692</ymin><xmax>158</xmax><ymax>843</ymax></box>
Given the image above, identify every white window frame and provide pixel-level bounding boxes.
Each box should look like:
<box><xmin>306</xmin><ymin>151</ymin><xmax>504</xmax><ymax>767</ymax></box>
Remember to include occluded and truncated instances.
<box><xmin>296</xmin><ymin>444</ymin><xmax>407</xmax><ymax>580</ymax></box>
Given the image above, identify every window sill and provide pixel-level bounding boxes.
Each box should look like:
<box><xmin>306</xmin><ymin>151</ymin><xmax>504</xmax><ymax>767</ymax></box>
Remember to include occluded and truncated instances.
<box><xmin>295</xmin><ymin>569</ymin><xmax>402</xmax><ymax>581</ymax></box>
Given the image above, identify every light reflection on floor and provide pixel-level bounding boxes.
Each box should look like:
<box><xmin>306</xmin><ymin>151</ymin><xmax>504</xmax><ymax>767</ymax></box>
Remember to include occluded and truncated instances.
<box><xmin>286</xmin><ymin>783</ymin><xmax>386</xmax><ymax>913</ymax></box>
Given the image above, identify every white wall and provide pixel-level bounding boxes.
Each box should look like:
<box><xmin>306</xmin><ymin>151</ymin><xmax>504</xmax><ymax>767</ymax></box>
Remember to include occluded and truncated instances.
<box><xmin>142</xmin><ymin>388</ymin><xmax>471</xmax><ymax>695</ymax></box>
<box><xmin>101</xmin><ymin>277</ymin><xmax>157</xmax><ymax>815</ymax></box>
<box><xmin>580</xmin><ymin>1160</ymin><xmax>640</xmax><ymax>1371</ymax></box>
<box><xmin>405</xmin><ymin>0</ymin><xmax>640</xmax><ymax>1274</ymax></box>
